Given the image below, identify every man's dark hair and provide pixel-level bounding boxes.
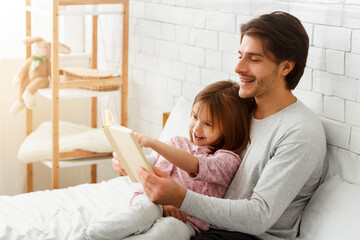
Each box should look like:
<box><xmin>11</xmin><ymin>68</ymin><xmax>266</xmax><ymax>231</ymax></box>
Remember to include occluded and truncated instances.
<box><xmin>240</xmin><ymin>11</ymin><xmax>309</xmax><ymax>90</ymax></box>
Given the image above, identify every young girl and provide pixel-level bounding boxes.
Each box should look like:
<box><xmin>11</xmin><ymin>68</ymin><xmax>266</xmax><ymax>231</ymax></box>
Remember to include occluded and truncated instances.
<box><xmin>83</xmin><ymin>80</ymin><xmax>254</xmax><ymax>240</ymax></box>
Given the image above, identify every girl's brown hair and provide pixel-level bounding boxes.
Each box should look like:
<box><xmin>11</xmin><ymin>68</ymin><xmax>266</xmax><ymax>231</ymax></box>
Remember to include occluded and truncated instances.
<box><xmin>190</xmin><ymin>80</ymin><xmax>254</xmax><ymax>154</ymax></box>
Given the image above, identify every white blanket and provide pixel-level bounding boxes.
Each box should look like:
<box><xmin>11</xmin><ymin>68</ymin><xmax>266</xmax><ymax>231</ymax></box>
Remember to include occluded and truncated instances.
<box><xmin>0</xmin><ymin>177</ymin><xmax>139</xmax><ymax>240</ymax></box>
<box><xmin>18</xmin><ymin>121</ymin><xmax>112</xmax><ymax>163</ymax></box>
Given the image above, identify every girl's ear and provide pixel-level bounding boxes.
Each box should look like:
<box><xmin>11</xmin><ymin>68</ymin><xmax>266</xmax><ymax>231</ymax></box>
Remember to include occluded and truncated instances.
<box><xmin>281</xmin><ymin>60</ymin><xmax>295</xmax><ymax>77</ymax></box>
<box><xmin>23</xmin><ymin>36</ymin><xmax>45</xmax><ymax>45</ymax></box>
<box><xmin>58</xmin><ymin>43</ymin><xmax>71</xmax><ymax>54</ymax></box>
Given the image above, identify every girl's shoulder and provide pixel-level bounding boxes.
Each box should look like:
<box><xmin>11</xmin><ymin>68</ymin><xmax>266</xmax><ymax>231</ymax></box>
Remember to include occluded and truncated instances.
<box><xmin>212</xmin><ymin>149</ymin><xmax>241</xmax><ymax>160</ymax></box>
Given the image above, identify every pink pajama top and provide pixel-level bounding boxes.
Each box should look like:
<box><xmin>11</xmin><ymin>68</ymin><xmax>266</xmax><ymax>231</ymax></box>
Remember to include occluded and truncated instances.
<box><xmin>154</xmin><ymin>136</ymin><xmax>241</xmax><ymax>232</ymax></box>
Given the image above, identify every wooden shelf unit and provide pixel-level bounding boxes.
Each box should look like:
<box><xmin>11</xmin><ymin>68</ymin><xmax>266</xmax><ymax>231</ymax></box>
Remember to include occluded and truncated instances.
<box><xmin>25</xmin><ymin>0</ymin><xmax>129</xmax><ymax>192</ymax></box>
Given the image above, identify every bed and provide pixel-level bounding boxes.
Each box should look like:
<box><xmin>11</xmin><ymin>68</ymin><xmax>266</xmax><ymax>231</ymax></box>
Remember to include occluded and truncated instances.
<box><xmin>1</xmin><ymin>97</ymin><xmax>360</xmax><ymax>240</ymax></box>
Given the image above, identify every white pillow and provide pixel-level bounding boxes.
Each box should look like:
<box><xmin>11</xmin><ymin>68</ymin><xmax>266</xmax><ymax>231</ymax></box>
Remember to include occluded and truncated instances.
<box><xmin>324</xmin><ymin>146</ymin><xmax>360</xmax><ymax>184</ymax></box>
<box><xmin>146</xmin><ymin>97</ymin><xmax>192</xmax><ymax>164</ymax></box>
<box><xmin>298</xmin><ymin>175</ymin><xmax>360</xmax><ymax>240</ymax></box>
<box><xmin>159</xmin><ymin>96</ymin><xmax>192</xmax><ymax>142</ymax></box>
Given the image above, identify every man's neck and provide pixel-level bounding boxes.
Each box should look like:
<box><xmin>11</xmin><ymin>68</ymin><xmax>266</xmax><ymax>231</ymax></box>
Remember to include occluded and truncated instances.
<box><xmin>254</xmin><ymin>89</ymin><xmax>297</xmax><ymax>120</ymax></box>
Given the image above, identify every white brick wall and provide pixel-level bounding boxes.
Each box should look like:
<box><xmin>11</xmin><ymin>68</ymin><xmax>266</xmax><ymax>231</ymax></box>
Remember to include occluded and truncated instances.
<box><xmin>350</xmin><ymin>127</ymin><xmax>360</xmax><ymax>154</ymax></box>
<box><xmin>313</xmin><ymin>25</ymin><xmax>351</xmax><ymax>51</ymax></box>
<box><xmin>297</xmin><ymin>68</ymin><xmax>312</xmax><ymax>91</ymax></box>
<box><xmin>252</xmin><ymin>0</ymin><xmax>288</xmax><ymax>16</ymax></box>
<box><xmin>346</xmin><ymin>101</ymin><xmax>360</xmax><ymax>127</ymax></box>
<box><xmin>205</xmin><ymin>49</ymin><xmax>222</xmax><ymax>71</ymax></box>
<box><xmin>307</xmin><ymin>47</ymin><xmax>326</xmax><ymax>70</ymax></box>
<box><xmin>326</xmin><ymin>49</ymin><xmax>344</xmax><ymax>75</ymax></box>
<box><xmin>324</xmin><ymin>96</ymin><xmax>345</xmax><ymax>122</ymax></box>
<box><xmin>289</xmin><ymin>2</ymin><xmax>342</xmax><ymax>26</ymax></box>
<box><xmin>219</xmin><ymin>32</ymin><xmax>241</xmax><ymax>53</ymax></box>
<box><xmin>185</xmin><ymin>65</ymin><xmax>201</xmax><ymax>84</ymax></box>
<box><xmin>100</xmin><ymin>0</ymin><xmax>360</xmax><ymax>162</ymax></box>
<box><xmin>343</xmin><ymin>4</ymin><xmax>360</xmax><ymax>28</ymax></box>
<box><xmin>352</xmin><ymin>30</ymin><xmax>360</xmax><ymax>54</ymax></box>
<box><xmin>345</xmin><ymin>53</ymin><xmax>360</xmax><ymax>79</ymax></box>
<box><xmin>189</xmin><ymin>28</ymin><xmax>218</xmax><ymax>50</ymax></box>
<box><xmin>205</xmin><ymin>11</ymin><xmax>236</xmax><ymax>32</ymax></box>
<box><xmin>179</xmin><ymin>44</ymin><xmax>205</xmax><ymax>67</ymax></box>
<box><xmin>334</xmin><ymin>77</ymin><xmax>357</xmax><ymax>102</ymax></box>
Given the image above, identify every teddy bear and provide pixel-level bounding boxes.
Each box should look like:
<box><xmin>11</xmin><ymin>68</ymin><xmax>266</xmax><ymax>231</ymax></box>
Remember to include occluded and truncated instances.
<box><xmin>10</xmin><ymin>36</ymin><xmax>71</xmax><ymax>114</ymax></box>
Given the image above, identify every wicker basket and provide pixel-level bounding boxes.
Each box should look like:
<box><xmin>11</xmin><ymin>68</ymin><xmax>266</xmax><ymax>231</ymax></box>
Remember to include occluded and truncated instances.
<box><xmin>61</xmin><ymin>67</ymin><xmax>120</xmax><ymax>91</ymax></box>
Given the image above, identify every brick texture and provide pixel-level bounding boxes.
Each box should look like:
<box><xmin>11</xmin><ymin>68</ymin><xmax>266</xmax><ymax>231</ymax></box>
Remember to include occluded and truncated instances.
<box><xmin>99</xmin><ymin>0</ymin><xmax>360</xmax><ymax>161</ymax></box>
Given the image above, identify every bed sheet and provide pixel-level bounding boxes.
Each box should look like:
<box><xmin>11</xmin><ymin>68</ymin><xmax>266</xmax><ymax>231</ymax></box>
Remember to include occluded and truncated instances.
<box><xmin>0</xmin><ymin>176</ymin><xmax>140</xmax><ymax>240</ymax></box>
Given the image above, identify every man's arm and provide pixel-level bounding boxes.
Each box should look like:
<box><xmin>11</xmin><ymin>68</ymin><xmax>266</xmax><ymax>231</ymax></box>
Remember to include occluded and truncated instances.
<box><xmin>179</xmin><ymin>141</ymin><xmax>324</xmax><ymax>235</ymax></box>
<box><xmin>139</xmin><ymin>141</ymin><xmax>324</xmax><ymax>235</ymax></box>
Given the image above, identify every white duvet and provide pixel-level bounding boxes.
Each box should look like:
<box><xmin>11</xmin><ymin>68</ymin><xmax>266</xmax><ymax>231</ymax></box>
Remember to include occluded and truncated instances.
<box><xmin>18</xmin><ymin>121</ymin><xmax>113</xmax><ymax>163</ymax></box>
<box><xmin>0</xmin><ymin>177</ymin><xmax>139</xmax><ymax>240</ymax></box>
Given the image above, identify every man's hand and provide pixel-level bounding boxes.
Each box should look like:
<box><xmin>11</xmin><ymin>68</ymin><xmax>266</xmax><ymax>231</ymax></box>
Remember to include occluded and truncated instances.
<box><xmin>137</xmin><ymin>165</ymin><xmax>187</xmax><ymax>208</ymax></box>
<box><xmin>163</xmin><ymin>205</ymin><xmax>187</xmax><ymax>223</ymax></box>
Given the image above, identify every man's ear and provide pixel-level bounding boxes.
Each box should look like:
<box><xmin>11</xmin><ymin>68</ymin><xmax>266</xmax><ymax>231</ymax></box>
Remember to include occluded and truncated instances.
<box><xmin>281</xmin><ymin>60</ymin><xmax>295</xmax><ymax>76</ymax></box>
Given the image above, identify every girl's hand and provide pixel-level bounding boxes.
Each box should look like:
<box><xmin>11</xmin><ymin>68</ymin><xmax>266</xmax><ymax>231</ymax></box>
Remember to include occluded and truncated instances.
<box><xmin>163</xmin><ymin>205</ymin><xmax>187</xmax><ymax>223</ymax></box>
<box><xmin>112</xmin><ymin>152</ymin><xmax>127</xmax><ymax>176</ymax></box>
<box><xmin>134</xmin><ymin>132</ymin><xmax>153</xmax><ymax>148</ymax></box>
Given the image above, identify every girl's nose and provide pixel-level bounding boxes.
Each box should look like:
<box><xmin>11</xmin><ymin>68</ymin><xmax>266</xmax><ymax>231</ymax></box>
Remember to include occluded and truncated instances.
<box><xmin>194</xmin><ymin>121</ymin><xmax>201</xmax><ymax>132</ymax></box>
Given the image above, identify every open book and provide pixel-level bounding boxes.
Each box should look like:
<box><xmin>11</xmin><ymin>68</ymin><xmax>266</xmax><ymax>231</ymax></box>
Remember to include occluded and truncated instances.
<box><xmin>102</xmin><ymin>109</ymin><xmax>154</xmax><ymax>182</ymax></box>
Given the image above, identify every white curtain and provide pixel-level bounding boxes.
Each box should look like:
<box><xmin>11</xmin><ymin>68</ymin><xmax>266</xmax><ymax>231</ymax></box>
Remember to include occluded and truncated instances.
<box><xmin>0</xmin><ymin>1</ymin><xmax>27</xmax><ymax>195</ymax></box>
<box><xmin>0</xmin><ymin>59</ymin><xmax>27</xmax><ymax>195</ymax></box>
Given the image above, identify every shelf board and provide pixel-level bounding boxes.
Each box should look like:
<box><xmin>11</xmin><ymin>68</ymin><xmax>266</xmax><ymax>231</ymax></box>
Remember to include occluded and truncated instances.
<box><xmin>38</xmin><ymin>88</ymin><xmax>120</xmax><ymax>99</ymax></box>
<box><xmin>42</xmin><ymin>155</ymin><xmax>112</xmax><ymax>168</ymax></box>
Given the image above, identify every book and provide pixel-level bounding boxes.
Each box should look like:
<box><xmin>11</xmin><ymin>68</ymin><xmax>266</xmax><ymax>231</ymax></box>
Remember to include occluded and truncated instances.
<box><xmin>102</xmin><ymin>109</ymin><xmax>154</xmax><ymax>182</ymax></box>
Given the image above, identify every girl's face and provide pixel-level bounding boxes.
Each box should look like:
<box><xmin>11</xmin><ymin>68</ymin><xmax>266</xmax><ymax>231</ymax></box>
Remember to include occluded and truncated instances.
<box><xmin>189</xmin><ymin>102</ymin><xmax>222</xmax><ymax>146</ymax></box>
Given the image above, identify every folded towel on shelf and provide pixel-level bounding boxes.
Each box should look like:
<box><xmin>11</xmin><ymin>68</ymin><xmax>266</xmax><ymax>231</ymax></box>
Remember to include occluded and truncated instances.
<box><xmin>18</xmin><ymin>121</ymin><xmax>112</xmax><ymax>163</ymax></box>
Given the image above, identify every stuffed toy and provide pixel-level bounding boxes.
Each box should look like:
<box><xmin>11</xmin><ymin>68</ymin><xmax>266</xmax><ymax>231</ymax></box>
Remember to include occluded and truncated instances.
<box><xmin>10</xmin><ymin>36</ymin><xmax>71</xmax><ymax>114</ymax></box>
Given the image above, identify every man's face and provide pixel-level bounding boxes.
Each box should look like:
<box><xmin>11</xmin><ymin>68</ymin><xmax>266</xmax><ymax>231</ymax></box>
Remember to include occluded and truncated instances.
<box><xmin>235</xmin><ymin>35</ymin><xmax>286</xmax><ymax>100</ymax></box>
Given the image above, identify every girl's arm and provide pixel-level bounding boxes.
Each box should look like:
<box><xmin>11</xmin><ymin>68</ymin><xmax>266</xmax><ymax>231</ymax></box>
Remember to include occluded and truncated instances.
<box><xmin>134</xmin><ymin>133</ymin><xmax>199</xmax><ymax>174</ymax></box>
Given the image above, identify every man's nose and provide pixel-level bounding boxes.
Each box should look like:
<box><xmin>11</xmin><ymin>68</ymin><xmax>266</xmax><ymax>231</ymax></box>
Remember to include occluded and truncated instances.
<box><xmin>235</xmin><ymin>57</ymin><xmax>246</xmax><ymax>74</ymax></box>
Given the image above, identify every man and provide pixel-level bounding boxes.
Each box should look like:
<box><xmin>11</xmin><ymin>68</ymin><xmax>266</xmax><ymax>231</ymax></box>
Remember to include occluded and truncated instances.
<box><xmin>136</xmin><ymin>11</ymin><xmax>326</xmax><ymax>240</ymax></box>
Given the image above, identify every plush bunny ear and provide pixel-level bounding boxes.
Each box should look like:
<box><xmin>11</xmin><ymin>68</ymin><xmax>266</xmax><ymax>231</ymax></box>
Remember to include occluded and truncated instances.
<box><xmin>58</xmin><ymin>43</ymin><xmax>71</xmax><ymax>54</ymax></box>
<box><xmin>23</xmin><ymin>36</ymin><xmax>45</xmax><ymax>45</ymax></box>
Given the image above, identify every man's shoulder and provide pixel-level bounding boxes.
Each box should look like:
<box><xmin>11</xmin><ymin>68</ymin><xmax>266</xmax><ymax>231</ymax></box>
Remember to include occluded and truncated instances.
<box><xmin>277</xmin><ymin>100</ymin><xmax>325</xmax><ymax>142</ymax></box>
<box><xmin>280</xmin><ymin>100</ymin><xmax>322</xmax><ymax>128</ymax></box>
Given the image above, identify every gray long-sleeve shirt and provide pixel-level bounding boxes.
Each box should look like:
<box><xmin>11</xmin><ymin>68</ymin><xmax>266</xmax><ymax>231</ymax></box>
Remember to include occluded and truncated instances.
<box><xmin>180</xmin><ymin>100</ymin><xmax>326</xmax><ymax>240</ymax></box>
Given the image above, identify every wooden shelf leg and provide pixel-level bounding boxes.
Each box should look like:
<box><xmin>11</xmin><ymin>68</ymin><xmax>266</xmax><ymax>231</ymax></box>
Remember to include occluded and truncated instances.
<box><xmin>51</xmin><ymin>0</ymin><xmax>60</xmax><ymax>190</ymax></box>
<box><xmin>26</xmin><ymin>163</ymin><xmax>33</xmax><ymax>193</ymax></box>
<box><xmin>25</xmin><ymin>0</ymin><xmax>33</xmax><ymax>194</ymax></box>
<box><xmin>121</xmin><ymin>0</ymin><xmax>129</xmax><ymax>127</ymax></box>
<box><xmin>91</xmin><ymin>164</ymin><xmax>97</xmax><ymax>183</ymax></box>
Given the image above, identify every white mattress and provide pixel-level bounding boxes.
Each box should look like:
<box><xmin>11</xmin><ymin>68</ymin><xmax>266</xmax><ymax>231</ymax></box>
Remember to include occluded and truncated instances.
<box><xmin>18</xmin><ymin>121</ymin><xmax>113</xmax><ymax>163</ymax></box>
<box><xmin>0</xmin><ymin>177</ymin><xmax>139</xmax><ymax>240</ymax></box>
